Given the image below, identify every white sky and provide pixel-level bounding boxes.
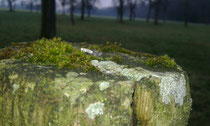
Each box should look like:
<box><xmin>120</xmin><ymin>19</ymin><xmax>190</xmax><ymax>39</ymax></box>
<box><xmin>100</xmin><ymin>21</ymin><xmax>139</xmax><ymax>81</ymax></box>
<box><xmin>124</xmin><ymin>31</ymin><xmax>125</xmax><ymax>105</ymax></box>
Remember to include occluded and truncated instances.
<box><xmin>96</xmin><ymin>0</ymin><xmax>113</xmax><ymax>8</ymax></box>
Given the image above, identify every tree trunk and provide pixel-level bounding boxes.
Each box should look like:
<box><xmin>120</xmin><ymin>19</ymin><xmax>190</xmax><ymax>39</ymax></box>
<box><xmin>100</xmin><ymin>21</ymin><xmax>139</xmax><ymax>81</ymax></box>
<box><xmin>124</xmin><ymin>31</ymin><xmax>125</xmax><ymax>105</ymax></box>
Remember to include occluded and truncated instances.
<box><xmin>184</xmin><ymin>0</ymin><xmax>189</xmax><ymax>27</ymax></box>
<box><xmin>62</xmin><ymin>6</ymin><xmax>65</xmax><ymax>15</ymax></box>
<box><xmin>129</xmin><ymin>9</ymin><xmax>133</xmax><ymax>21</ymax></box>
<box><xmin>154</xmin><ymin>0</ymin><xmax>161</xmax><ymax>25</ymax></box>
<box><xmin>119</xmin><ymin>0</ymin><xmax>124</xmax><ymax>23</ymax></box>
<box><xmin>87</xmin><ymin>7</ymin><xmax>91</xmax><ymax>18</ymax></box>
<box><xmin>81</xmin><ymin>0</ymin><xmax>85</xmax><ymax>20</ymax></box>
<box><xmin>86</xmin><ymin>0</ymin><xmax>91</xmax><ymax>18</ymax></box>
<box><xmin>128</xmin><ymin>1</ymin><xmax>136</xmax><ymax>21</ymax></box>
<box><xmin>40</xmin><ymin>0</ymin><xmax>56</xmax><ymax>39</ymax></box>
<box><xmin>61</xmin><ymin>0</ymin><xmax>66</xmax><ymax>15</ymax></box>
<box><xmin>146</xmin><ymin>0</ymin><xmax>152</xmax><ymax>22</ymax></box>
<box><xmin>70</xmin><ymin>0</ymin><xmax>75</xmax><ymax>25</ymax></box>
<box><xmin>7</xmin><ymin>0</ymin><xmax>13</xmax><ymax>12</ymax></box>
<box><xmin>129</xmin><ymin>3</ymin><xmax>133</xmax><ymax>21</ymax></box>
<box><xmin>30</xmin><ymin>0</ymin><xmax>33</xmax><ymax>12</ymax></box>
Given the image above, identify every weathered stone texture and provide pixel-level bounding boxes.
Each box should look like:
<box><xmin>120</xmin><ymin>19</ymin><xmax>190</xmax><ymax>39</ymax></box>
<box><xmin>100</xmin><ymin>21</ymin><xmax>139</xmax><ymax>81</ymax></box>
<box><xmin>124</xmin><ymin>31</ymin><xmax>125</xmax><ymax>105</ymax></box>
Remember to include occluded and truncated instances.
<box><xmin>0</xmin><ymin>53</ymin><xmax>192</xmax><ymax>126</ymax></box>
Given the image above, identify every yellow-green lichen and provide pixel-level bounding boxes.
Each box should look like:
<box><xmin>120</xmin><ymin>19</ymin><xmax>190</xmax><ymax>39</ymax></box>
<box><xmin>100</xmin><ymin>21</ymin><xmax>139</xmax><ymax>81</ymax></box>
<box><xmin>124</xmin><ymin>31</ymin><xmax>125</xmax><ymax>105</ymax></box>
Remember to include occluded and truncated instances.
<box><xmin>145</xmin><ymin>55</ymin><xmax>176</xmax><ymax>69</ymax></box>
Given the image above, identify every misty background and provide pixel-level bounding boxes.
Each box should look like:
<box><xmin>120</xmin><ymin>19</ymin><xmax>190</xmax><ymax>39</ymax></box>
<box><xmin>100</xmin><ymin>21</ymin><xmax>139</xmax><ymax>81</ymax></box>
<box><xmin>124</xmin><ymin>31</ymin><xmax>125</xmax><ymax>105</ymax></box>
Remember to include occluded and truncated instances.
<box><xmin>1</xmin><ymin>0</ymin><xmax>210</xmax><ymax>24</ymax></box>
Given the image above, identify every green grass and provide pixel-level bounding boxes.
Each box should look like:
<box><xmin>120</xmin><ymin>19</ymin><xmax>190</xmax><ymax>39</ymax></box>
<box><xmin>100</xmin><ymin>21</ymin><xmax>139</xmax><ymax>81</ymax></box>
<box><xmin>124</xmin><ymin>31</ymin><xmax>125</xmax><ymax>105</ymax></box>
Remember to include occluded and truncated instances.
<box><xmin>0</xmin><ymin>10</ymin><xmax>210</xmax><ymax>126</ymax></box>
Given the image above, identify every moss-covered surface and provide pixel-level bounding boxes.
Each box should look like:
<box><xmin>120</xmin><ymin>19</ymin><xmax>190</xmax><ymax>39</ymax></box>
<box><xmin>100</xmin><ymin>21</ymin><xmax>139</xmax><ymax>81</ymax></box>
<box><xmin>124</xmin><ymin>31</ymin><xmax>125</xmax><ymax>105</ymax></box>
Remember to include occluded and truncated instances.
<box><xmin>0</xmin><ymin>59</ymin><xmax>135</xmax><ymax>126</ymax></box>
<box><xmin>85</xmin><ymin>42</ymin><xmax>176</xmax><ymax>69</ymax></box>
<box><xmin>0</xmin><ymin>39</ymin><xmax>192</xmax><ymax>126</ymax></box>
<box><xmin>0</xmin><ymin>38</ymin><xmax>179</xmax><ymax>71</ymax></box>
<box><xmin>145</xmin><ymin>55</ymin><xmax>176</xmax><ymax>69</ymax></box>
<box><xmin>0</xmin><ymin>58</ymin><xmax>192</xmax><ymax>126</ymax></box>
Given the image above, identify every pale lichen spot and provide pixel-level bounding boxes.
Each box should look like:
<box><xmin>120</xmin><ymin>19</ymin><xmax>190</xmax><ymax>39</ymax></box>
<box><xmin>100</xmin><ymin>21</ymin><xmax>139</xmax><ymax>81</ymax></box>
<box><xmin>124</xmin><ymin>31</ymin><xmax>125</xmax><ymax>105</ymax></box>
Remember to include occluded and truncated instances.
<box><xmin>85</xmin><ymin>102</ymin><xmax>104</xmax><ymax>120</ymax></box>
<box><xmin>122</xmin><ymin>97</ymin><xmax>130</xmax><ymax>109</ymax></box>
<box><xmin>9</xmin><ymin>73</ymin><xmax>18</xmax><ymax>80</ymax></box>
<box><xmin>64</xmin><ymin>92</ymin><xmax>71</xmax><ymax>98</ymax></box>
<box><xmin>80</xmin><ymin>88</ymin><xmax>87</xmax><ymax>93</ymax></box>
<box><xmin>99</xmin><ymin>81</ymin><xmax>110</xmax><ymax>91</ymax></box>
<box><xmin>66</xmin><ymin>72</ymin><xmax>79</xmax><ymax>78</ymax></box>
<box><xmin>12</xmin><ymin>83</ymin><xmax>20</xmax><ymax>93</ymax></box>
<box><xmin>79</xmin><ymin>73</ymin><xmax>87</xmax><ymax>76</ymax></box>
<box><xmin>73</xmin><ymin>121</ymin><xmax>81</xmax><ymax>126</ymax></box>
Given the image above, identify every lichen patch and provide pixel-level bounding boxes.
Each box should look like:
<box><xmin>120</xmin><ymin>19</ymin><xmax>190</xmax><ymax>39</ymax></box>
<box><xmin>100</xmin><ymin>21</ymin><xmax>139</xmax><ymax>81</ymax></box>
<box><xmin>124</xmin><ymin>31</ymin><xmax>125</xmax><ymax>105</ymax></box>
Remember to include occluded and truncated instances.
<box><xmin>91</xmin><ymin>60</ymin><xmax>186</xmax><ymax>105</ymax></box>
<box><xmin>66</xmin><ymin>72</ymin><xmax>79</xmax><ymax>78</ymax></box>
<box><xmin>9</xmin><ymin>73</ymin><xmax>18</xmax><ymax>80</ymax></box>
<box><xmin>159</xmin><ymin>73</ymin><xmax>186</xmax><ymax>105</ymax></box>
<box><xmin>99</xmin><ymin>81</ymin><xmax>110</xmax><ymax>91</ymax></box>
<box><xmin>85</xmin><ymin>102</ymin><xmax>105</xmax><ymax>120</ymax></box>
<box><xmin>12</xmin><ymin>83</ymin><xmax>20</xmax><ymax>93</ymax></box>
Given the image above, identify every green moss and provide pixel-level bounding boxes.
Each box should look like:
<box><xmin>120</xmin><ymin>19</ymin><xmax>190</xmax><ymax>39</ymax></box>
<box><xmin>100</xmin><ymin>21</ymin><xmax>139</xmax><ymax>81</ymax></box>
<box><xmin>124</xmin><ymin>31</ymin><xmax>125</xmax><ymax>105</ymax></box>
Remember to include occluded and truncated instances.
<box><xmin>9</xmin><ymin>38</ymin><xmax>100</xmax><ymax>71</ymax></box>
<box><xmin>0</xmin><ymin>39</ymin><xmax>176</xmax><ymax>71</ymax></box>
<box><xmin>110</xmin><ymin>54</ymin><xmax>123</xmax><ymax>63</ymax></box>
<box><xmin>0</xmin><ymin>47</ymin><xmax>16</xmax><ymax>60</ymax></box>
<box><xmin>145</xmin><ymin>55</ymin><xmax>176</xmax><ymax>69</ymax></box>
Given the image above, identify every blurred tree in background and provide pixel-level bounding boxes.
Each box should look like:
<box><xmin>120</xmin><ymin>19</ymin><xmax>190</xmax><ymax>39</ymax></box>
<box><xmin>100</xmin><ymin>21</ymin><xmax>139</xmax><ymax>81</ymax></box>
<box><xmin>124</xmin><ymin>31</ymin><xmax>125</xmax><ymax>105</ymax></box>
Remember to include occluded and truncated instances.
<box><xmin>7</xmin><ymin>0</ymin><xmax>16</xmax><ymax>12</ymax></box>
<box><xmin>127</xmin><ymin>0</ymin><xmax>137</xmax><ymax>21</ymax></box>
<box><xmin>40</xmin><ymin>0</ymin><xmax>56</xmax><ymax>38</ymax></box>
<box><xmin>80</xmin><ymin>0</ymin><xmax>85</xmax><ymax>20</ymax></box>
<box><xmin>59</xmin><ymin>0</ymin><xmax>66</xmax><ymax>15</ymax></box>
<box><xmin>70</xmin><ymin>0</ymin><xmax>77</xmax><ymax>25</ymax></box>
<box><xmin>86</xmin><ymin>0</ymin><xmax>96</xmax><ymax>18</ymax></box>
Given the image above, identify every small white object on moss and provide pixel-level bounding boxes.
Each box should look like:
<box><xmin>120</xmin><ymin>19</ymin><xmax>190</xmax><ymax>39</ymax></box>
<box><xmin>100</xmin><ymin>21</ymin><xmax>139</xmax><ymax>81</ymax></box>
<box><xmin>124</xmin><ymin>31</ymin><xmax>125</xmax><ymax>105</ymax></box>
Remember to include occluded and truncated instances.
<box><xmin>85</xmin><ymin>102</ymin><xmax>104</xmax><ymax>119</ymax></box>
<box><xmin>81</xmin><ymin>48</ymin><xmax>93</xmax><ymax>55</ymax></box>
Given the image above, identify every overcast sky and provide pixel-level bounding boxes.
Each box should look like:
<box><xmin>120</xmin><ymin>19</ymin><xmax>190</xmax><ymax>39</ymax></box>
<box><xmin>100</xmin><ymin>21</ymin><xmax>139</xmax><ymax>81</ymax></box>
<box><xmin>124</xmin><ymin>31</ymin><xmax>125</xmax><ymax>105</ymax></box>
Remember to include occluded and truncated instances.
<box><xmin>96</xmin><ymin>0</ymin><xmax>113</xmax><ymax>8</ymax></box>
<box><xmin>1</xmin><ymin>0</ymin><xmax>114</xmax><ymax>9</ymax></box>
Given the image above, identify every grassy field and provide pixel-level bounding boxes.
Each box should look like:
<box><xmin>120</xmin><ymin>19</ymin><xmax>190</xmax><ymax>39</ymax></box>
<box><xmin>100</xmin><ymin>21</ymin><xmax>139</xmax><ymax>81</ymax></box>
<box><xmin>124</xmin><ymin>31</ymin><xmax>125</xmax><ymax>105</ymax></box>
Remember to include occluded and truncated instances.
<box><xmin>0</xmin><ymin>10</ymin><xmax>210</xmax><ymax>126</ymax></box>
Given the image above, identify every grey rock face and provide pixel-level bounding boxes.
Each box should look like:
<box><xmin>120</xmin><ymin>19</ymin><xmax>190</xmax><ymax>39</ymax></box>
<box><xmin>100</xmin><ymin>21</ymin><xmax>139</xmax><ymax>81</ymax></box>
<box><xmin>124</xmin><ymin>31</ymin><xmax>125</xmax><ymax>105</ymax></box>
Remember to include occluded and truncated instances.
<box><xmin>0</xmin><ymin>47</ymin><xmax>192</xmax><ymax>126</ymax></box>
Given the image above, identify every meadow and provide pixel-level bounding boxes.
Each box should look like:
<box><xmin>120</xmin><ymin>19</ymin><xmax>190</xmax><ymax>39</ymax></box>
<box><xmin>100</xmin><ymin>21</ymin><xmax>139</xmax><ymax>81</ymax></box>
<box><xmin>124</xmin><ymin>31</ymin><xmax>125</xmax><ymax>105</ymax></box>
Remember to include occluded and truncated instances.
<box><xmin>0</xmin><ymin>10</ymin><xmax>210</xmax><ymax>126</ymax></box>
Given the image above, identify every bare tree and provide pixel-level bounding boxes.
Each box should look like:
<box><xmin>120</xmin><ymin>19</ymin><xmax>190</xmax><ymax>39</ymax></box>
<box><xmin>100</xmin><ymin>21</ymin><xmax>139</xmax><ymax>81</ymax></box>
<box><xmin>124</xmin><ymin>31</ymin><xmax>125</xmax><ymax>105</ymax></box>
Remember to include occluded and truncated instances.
<box><xmin>59</xmin><ymin>0</ymin><xmax>66</xmax><ymax>15</ymax></box>
<box><xmin>154</xmin><ymin>0</ymin><xmax>161</xmax><ymax>25</ymax></box>
<box><xmin>81</xmin><ymin>0</ymin><xmax>85</xmax><ymax>20</ymax></box>
<box><xmin>41</xmin><ymin>0</ymin><xmax>56</xmax><ymax>38</ymax></box>
<box><xmin>70</xmin><ymin>0</ymin><xmax>77</xmax><ymax>25</ymax></box>
<box><xmin>127</xmin><ymin>0</ymin><xmax>137</xmax><ymax>21</ymax></box>
<box><xmin>146</xmin><ymin>0</ymin><xmax>155</xmax><ymax>22</ymax></box>
<box><xmin>113</xmin><ymin>0</ymin><xmax>126</xmax><ymax>23</ymax></box>
<box><xmin>34</xmin><ymin>0</ymin><xmax>41</xmax><ymax>13</ymax></box>
<box><xmin>86</xmin><ymin>0</ymin><xmax>96</xmax><ymax>18</ymax></box>
<box><xmin>29</xmin><ymin>0</ymin><xmax>34</xmax><ymax>12</ymax></box>
<box><xmin>7</xmin><ymin>0</ymin><xmax>16</xmax><ymax>12</ymax></box>
<box><xmin>119</xmin><ymin>0</ymin><xmax>125</xmax><ymax>23</ymax></box>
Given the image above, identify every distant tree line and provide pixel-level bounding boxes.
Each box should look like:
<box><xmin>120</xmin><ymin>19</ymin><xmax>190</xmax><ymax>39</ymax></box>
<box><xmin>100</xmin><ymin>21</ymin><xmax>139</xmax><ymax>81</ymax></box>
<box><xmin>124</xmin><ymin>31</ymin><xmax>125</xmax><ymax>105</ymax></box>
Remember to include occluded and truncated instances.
<box><xmin>2</xmin><ymin>0</ymin><xmax>210</xmax><ymax>25</ymax></box>
<box><xmin>39</xmin><ymin>0</ymin><xmax>210</xmax><ymax>37</ymax></box>
<box><xmin>1</xmin><ymin>0</ymin><xmax>210</xmax><ymax>38</ymax></box>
